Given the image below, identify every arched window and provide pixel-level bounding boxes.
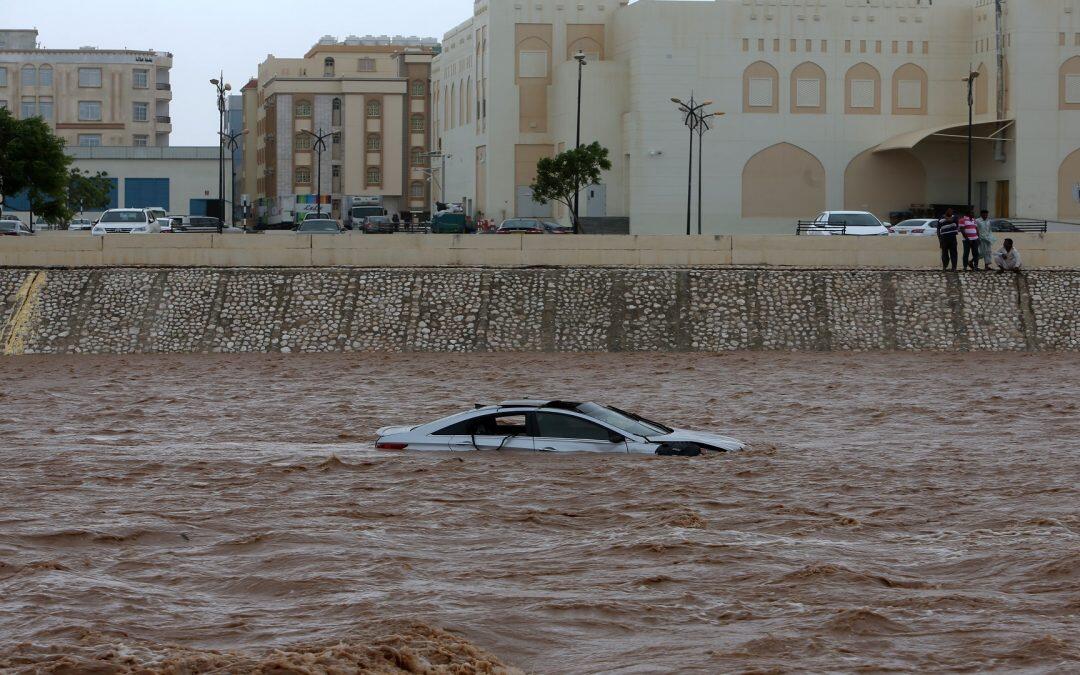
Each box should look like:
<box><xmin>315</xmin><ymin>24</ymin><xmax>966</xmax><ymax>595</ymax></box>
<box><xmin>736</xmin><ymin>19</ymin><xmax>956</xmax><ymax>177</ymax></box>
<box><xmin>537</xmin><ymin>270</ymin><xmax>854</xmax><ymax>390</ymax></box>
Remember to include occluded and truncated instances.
<box><xmin>331</xmin><ymin>97</ymin><xmax>342</xmax><ymax>126</ymax></box>
<box><xmin>790</xmin><ymin>62</ymin><xmax>826</xmax><ymax>114</ymax></box>
<box><xmin>742</xmin><ymin>61</ymin><xmax>779</xmax><ymax>114</ymax></box>
<box><xmin>412</xmin><ymin>80</ymin><xmax>426</xmax><ymax>97</ymax></box>
<box><xmin>324</xmin><ymin>57</ymin><xmax>335</xmax><ymax>77</ymax></box>
<box><xmin>38</xmin><ymin>65</ymin><xmax>53</xmax><ymax>87</ymax></box>
<box><xmin>410</xmin><ymin>147</ymin><xmax>426</xmax><ymax>165</ymax></box>
<box><xmin>1060</xmin><ymin>56</ymin><xmax>1080</xmax><ymax>110</ymax></box>
<box><xmin>366</xmin><ymin>133</ymin><xmax>381</xmax><ymax>151</ymax></box>
<box><xmin>366</xmin><ymin>100</ymin><xmax>381</xmax><ymax>118</ymax></box>
<box><xmin>21</xmin><ymin>65</ymin><xmax>36</xmax><ymax>87</ymax></box>
<box><xmin>892</xmin><ymin>63</ymin><xmax>928</xmax><ymax>115</ymax></box>
<box><xmin>410</xmin><ymin>115</ymin><xmax>425</xmax><ymax>132</ymax></box>
<box><xmin>845</xmin><ymin>63</ymin><xmax>882</xmax><ymax>115</ymax></box>
<box><xmin>296</xmin><ymin>167</ymin><xmax>312</xmax><ymax>184</ymax></box>
<box><xmin>295</xmin><ymin>132</ymin><xmax>312</xmax><ymax>150</ymax></box>
<box><xmin>367</xmin><ymin>167</ymin><xmax>382</xmax><ymax>185</ymax></box>
<box><xmin>295</xmin><ymin>100</ymin><xmax>312</xmax><ymax>117</ymax></box>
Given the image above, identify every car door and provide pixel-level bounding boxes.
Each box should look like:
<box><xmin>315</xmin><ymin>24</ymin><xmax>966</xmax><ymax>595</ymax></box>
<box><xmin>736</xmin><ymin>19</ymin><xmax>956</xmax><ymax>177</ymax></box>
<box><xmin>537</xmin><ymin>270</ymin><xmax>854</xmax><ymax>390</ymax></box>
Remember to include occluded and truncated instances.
<box><xmin>444</xmin><ymin>412</ymin><xmax>536</xmax><ymax>453</ymax></box>
<box><xmin>533</xmin><ymin>412</ymin><xmax>629</xmax><ymax>454</ymax></box>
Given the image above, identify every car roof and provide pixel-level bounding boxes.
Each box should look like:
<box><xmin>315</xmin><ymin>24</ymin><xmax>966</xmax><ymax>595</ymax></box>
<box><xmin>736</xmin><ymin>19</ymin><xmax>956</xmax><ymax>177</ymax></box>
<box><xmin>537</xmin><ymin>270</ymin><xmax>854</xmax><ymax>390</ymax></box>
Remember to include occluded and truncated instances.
<box><xmin>105</xmin><ymin>208</ymin><xmax>149</xmax><ymax>212</ymax></box>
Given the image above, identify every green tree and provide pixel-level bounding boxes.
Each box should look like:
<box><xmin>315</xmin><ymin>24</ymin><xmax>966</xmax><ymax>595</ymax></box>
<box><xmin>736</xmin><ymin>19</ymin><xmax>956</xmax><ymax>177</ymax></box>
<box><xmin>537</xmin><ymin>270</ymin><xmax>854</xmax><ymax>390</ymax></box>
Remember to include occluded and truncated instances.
<box><xmin>529</xmin><ymin>142</ymin><xmax>612</xmax><ymax>234</ymax></box>
<box><xmin>66</xmin><ymin>169</ymin><xmax>113</xmax><ymax>220</ymax></box>
<box><xmin>0</xmin><ymin>108</ymin><xmax>73</xmax><ymax>225</ymax></box>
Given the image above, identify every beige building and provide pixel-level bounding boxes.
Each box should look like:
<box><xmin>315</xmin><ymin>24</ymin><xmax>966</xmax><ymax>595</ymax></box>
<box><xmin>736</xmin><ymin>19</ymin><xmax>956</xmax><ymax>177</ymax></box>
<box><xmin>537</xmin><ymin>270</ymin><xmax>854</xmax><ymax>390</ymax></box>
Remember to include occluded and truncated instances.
<box><xmin>242</xmin><ymin>36</ymin><xmax>438</xmax><ymax>225</ymax></box>
<box><xmin>432</xmin><ymin>0</ymin><xmax>1080</xmax><ymax>232</ymax></box>
<box><xmin>0</xmin><ymin>28</ymin><xmax>173</xmax><ymax>148</ymax></box>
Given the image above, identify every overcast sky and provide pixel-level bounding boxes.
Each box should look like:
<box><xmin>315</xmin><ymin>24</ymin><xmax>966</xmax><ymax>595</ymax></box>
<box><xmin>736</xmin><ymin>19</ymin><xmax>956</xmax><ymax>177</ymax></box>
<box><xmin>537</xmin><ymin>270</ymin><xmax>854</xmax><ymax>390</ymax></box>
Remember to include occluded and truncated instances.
<box><xmin>1</xmin><ymin>0</ymin><xmax>470</xmax><ymax>145</ymax></box>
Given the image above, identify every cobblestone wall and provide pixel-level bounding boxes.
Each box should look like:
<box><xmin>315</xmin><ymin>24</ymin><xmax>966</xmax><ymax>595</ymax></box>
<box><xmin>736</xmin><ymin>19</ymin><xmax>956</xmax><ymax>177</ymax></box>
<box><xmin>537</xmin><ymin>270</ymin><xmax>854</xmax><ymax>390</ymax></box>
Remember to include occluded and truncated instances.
<box><xmin>2</xmin><ymin>268</ymin><xmax>1077</xmax><ymax>355</ymax></box>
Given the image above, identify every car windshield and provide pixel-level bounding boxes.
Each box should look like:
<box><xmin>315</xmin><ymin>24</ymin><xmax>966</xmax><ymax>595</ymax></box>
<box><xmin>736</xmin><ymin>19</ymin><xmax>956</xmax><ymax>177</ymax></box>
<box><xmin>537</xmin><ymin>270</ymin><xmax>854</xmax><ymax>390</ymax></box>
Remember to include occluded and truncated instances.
<box><xmin>299</xmin><ymin>220</ymin><xmax>338</xmax><ymax>232</ymax></box>
<box><xmin>100</xmin><ymin>211</ymin><xmax>146</xmax><ymax>223</ymax></box>
<box><xmin>368</xmin><ymin>217</ymin><xmax>391</xmax><ymax>223</ymax></box>
<box><xmin>897</xmin><ymin>220</ymin><xmax>930</xmax><ymax>228</ymax></box>
<box><xmin>500</xmin><ymin>220</ymin><xmax>540</xmax><ymax>230</ymax></box>
<box><xmin>575</xmin><ymin>402</ymin><xmax>672</xmax><ymax>437</ymax></box>
<box><xmin>828</xmin><ymin>213</ymin><xmax>881</xmax><ymax>227</ymax></box>
<box><xmin>0</xmin><ymin>223</ymin><xmax>18</xmax><ymax>233</ymax></box>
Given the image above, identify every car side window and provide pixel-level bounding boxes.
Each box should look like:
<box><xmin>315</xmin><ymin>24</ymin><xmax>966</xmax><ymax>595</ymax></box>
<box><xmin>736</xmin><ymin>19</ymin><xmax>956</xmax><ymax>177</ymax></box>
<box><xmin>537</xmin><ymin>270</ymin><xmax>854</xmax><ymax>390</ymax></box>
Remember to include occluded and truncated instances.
<box><xmin>535</xmin><ymin>413</ymin><xmax>612</xmax><ymax>441</ymax></box>
<box><xmin>433</xmin><ymin>413</ymin><xmax>530</xmax><ymax>436</ymax></box>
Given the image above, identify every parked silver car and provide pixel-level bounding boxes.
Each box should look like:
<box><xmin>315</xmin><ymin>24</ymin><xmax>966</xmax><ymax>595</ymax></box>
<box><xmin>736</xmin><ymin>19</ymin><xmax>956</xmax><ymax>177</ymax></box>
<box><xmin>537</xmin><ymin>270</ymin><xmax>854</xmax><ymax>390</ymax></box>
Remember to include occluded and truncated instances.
<box><xmin>891</xmin><ymin>218</ymin><xmax>939</xmax><ymax>236</ymax></box>
<box><xmin>375</xmin><ymin>400</ymin><xmax>746</xmax><ymax>455</ymax></box>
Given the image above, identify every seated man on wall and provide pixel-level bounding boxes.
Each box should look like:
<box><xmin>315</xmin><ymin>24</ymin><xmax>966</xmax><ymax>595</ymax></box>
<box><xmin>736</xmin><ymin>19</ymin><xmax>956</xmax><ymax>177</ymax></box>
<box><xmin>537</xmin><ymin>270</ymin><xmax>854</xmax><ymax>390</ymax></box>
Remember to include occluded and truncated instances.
<box><xmin>994</xmin><ymin>239</ymin><xmax>1023</xmax><ymax>273</ymax></box>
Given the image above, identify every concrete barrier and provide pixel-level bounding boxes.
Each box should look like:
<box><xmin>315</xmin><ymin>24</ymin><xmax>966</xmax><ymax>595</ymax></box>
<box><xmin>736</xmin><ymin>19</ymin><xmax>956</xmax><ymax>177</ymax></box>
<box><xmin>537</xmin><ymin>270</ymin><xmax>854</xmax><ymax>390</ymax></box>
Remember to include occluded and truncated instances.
<box><xmin>2</xmin><ymin>232</ymin><xmax>1077</xmax><ymax>269</ymax></box>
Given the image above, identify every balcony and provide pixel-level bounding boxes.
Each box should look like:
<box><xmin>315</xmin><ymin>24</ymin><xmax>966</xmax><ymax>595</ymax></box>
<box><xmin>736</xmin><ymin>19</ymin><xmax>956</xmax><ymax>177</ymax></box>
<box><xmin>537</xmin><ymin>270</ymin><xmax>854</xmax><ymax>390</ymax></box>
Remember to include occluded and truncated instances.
<box><xmin>156</xmin><ymin>115</ymin><xmax>171</xmax><ymax>123</ymax></box>
<box><xmin>155</xmin><ymin>82</ymin><xmax>173</xmax><ymax>101</ymax></box>
<box><xmin>156</xmin><ymin>82</ymin><xmax>171</xmax><ymax>90</ymax></box>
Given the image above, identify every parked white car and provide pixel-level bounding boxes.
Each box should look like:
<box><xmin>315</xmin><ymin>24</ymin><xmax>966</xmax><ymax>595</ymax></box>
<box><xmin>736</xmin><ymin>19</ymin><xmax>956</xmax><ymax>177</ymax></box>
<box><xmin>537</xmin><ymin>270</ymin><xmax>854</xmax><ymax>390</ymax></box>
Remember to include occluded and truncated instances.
<box><xmin>806</xmin><ymin>211</ymin><xmax>891</xmax><ymax>236</ymax></box>
<box><xmin>69</xmin><ymin>218</ymin><xmax>94</xmax><ymax>231</ymax></box>
<box><xmin>891</xmin><ymin>218</ymin><xmax>939</xmax><ymax>236</ymax></box>
<box><xmin>376</xmin><ymin>400</ymin><xmax>746</xmax><ymax>456</ymax></box>
<box><xmin>91</xmin><ymin>209</ymin><xmax>163</xmax><ymax>235</ymax></box>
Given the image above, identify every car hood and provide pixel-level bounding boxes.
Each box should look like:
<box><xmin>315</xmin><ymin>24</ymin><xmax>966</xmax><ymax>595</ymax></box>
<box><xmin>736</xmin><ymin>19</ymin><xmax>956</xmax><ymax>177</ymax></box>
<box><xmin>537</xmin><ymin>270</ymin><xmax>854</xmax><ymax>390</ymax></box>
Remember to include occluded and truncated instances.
<box><xmin>645</xmin><ymin>428</ymin><xmax>745</xmax><ymax>451</ymax></box>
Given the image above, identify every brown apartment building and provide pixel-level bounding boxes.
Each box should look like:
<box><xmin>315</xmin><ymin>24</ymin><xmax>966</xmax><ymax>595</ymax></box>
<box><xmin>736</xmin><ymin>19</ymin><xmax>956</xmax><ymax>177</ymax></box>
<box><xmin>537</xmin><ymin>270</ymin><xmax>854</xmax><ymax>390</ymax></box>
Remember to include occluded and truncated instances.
<box><xmin>0</xmin><ymin>28</ymin><xmax>173</xmax><ymax>148</ymax></box>
<box><xmin>242</xmin><ymin>35</ymin><xmax>438</xmax><ymax>225</ymax></box>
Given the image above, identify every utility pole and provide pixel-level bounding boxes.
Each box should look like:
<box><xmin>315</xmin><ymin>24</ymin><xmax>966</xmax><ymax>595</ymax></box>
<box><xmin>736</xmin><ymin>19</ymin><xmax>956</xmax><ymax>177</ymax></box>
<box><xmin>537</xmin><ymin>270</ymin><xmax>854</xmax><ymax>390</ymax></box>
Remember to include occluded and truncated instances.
<box><xmin>965</xmin><ymin>70</ymin><xmax>979</xmax><ymax>214</ymax></box>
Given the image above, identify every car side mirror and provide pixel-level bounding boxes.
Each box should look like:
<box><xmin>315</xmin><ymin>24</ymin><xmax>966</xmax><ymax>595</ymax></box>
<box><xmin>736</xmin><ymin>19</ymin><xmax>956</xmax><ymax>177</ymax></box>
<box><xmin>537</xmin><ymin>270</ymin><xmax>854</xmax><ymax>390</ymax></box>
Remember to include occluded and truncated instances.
<box><xmin>608</xmin><ymin>432</ymin><xmax>626</xmax><ymax>444</ymax></box>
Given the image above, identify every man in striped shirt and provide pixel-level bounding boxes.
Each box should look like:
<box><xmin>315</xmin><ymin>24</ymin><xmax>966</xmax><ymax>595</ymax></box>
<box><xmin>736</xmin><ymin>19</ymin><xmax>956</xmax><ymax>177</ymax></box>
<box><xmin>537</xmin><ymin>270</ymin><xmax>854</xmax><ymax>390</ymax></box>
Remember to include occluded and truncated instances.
<box><xmin>960</xmin><ymin>210</ymin><xmax>982</xmax><ymax>270</ymax></box>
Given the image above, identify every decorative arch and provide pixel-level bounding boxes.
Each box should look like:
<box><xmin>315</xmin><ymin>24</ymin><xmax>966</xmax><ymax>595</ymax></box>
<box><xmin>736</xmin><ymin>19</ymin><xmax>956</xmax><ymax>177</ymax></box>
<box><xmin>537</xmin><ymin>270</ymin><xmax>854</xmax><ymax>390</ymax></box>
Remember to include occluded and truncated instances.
<box><xmin>1057</xmin><ymin>148</ymin><xmax>1080</xmax><ymax>218</ymax></box>
<box><xmin>975</xmin><ymin>62</ymin><xmax>989</xmax><ymax>116</ymax></box>
<box><xmin>742</xmin><ymin>143</ymin><xmax>826</xmax><ymax>218</ymax></box>
<box><xmin>790</xmin><ymin>62</ymin><xmax>827</xmax><ymax>114</ymax></box>
<box><xmin>324</xmin><ymin>57</ymin><xmax>335</xmax><ymax>77</ymax></box>
<box><xmin>1059</xmin><ymin>56</ymin><xmax>1080</xmax><ymax>110</ymax></box>
<box><xmin>844</xmin><ymin>148</ymin><xmax>926</xmax><ymax>215</ymax></box>
<box><xmin>450</xmin><ymin>82</ymin><xmax>456</xmax><ymax>127</ymax></box>
<box><xmin>331</xmin><ymin>97</ymin><xmax>342</xmax><ymax>126</ymax></box>
<box><xmin>743</xmin><ymin>61</ymin><xmax>779</xmax><ymax>114</ymax></box>
<box><xmin>465</xmin><ymin>76</ymin><xmax>472</xmax><ymax>124</ymax></box>
<box><xmin>845</xmin><ymin>62</ymin><xmax>881</xmax><ymax>115</ymax></box>
<box><xmin>568</xmin><ymin>36</ymin><xmax>602</xmax><ymax>61</ymax></box>
<box><xmin>891</xmin><ymin>63</ymin><xmax>928</xmax><ymax>115</ymax></box>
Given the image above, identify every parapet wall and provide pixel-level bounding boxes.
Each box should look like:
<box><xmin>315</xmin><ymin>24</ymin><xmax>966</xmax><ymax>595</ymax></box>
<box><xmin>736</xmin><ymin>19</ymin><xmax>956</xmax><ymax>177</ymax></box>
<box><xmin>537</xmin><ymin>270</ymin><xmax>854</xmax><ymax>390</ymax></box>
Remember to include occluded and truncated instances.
<box><xmin>2</xmin><ymin>232</ymin><xmax>1079</xmax><ymax>269</ymax></box>
<box><xmin>2</xmin><ymin>267</ymin><xmax>1077</xmax><ymax>355</ymax></box>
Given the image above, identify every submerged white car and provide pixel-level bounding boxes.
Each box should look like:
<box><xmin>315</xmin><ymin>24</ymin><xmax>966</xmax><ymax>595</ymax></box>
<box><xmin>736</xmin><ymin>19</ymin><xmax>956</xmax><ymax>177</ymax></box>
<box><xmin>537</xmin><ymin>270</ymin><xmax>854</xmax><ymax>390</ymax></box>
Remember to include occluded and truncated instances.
<box><xmin>376</xmin><ymin>400</ymin><xmax>746</xmax><ymax>456</ymax></box>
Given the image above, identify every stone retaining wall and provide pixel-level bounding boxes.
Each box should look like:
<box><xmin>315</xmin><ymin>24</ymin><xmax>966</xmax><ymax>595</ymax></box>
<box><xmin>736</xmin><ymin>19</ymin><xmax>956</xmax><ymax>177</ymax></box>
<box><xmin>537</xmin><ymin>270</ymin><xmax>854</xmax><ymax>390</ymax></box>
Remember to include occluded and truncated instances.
<box><xmin>2</xmin><ymin>267</ymin><xmax>1077</xmax><ymax>355</ymax></box>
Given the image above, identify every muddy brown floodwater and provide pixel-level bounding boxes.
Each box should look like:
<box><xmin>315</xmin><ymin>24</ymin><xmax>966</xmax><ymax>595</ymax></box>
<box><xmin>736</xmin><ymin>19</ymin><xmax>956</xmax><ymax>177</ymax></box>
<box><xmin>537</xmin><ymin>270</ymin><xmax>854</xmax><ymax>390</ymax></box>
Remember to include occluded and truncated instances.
<box><xmin>0</xmin><ymin>352</ymin><xmax>1078</xmax><ymax>674</ymax></box>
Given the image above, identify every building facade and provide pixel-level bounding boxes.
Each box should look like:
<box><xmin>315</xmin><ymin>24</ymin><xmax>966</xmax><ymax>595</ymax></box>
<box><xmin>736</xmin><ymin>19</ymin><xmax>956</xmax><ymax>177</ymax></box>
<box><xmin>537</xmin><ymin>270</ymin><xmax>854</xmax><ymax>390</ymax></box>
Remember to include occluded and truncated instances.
<box><xmin>0</xmin><ymin>29</ymin><xmax>173</xmax><ymax>148</ymax></box>
<box><xmin>431</xmin><ymin>0</ymin><xmax>1080</xmax><ymax>232</ymax></box>
<box><xmin>242</xmin><ymin>35</ymin><xmax>438</xmax><ymax>225</ymax></box>
<box><xmin>2</xmin><ymin>146</ymin><xmax>228</xmax><ymax>221</ymax></box>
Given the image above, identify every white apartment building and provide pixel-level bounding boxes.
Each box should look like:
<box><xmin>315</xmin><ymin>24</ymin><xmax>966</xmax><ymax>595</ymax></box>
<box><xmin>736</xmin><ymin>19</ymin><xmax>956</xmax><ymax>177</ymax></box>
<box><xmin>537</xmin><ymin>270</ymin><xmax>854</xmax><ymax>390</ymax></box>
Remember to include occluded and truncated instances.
<box><xmin>0</xmin><ymin>29</ymin><xmax>173</xmax><ymax>148</ymax></box>
<box><xmin>432</xmin><ymin>0</ymin><xmax>1080</xmax><ymax>232</ymax></box>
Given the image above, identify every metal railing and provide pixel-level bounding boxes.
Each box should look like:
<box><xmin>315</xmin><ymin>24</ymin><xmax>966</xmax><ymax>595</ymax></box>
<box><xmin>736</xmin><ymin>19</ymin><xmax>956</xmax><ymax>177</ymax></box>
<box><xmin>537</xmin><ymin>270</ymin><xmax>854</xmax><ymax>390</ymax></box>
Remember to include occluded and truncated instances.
<box><xmin>156</xmin><ymin>82</ymin><xmax>171</xmax><ymax>91</ymax></box>
<box><xmin>155</xmin><ymin>115</ymin><xmax>171</xmax><ymax>123</ymax></box>
<box><xmin>796</xmin><ymin>221</ymin><xmax>847</xmax><ymax>236</ymax></box>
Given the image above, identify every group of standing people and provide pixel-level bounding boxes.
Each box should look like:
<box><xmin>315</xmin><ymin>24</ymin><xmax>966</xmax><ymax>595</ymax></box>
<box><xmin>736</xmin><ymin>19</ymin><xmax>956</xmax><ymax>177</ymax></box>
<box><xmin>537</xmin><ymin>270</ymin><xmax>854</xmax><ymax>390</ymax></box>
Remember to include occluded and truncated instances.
<box><xmin>936</xmin><ymin>209</ymin><xmax>1022</xmax><ymax>273</ymax></box>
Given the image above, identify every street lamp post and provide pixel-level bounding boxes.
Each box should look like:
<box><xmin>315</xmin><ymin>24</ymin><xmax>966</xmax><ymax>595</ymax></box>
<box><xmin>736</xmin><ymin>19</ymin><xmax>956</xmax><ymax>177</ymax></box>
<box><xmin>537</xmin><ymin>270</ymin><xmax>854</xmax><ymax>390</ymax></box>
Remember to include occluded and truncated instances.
<box><xmin>221</xmin><ymin>129</ymin><xmax>248</xmax><ymax>227</ymax></box>
<box><xmin>964</xmin><ymin>70</ymin><xmax>980</xmax><ymax>214</ymax></box>
<box><xmin>302</xmin><ymin>128</ymin><xmax>334</xmax><ymax>218</ymax></box>
<box><xmin>573</xmin><ymin>50</ymin><xmax>587</xmax><ymax>233</ymax></box>
<box><xmin>210</xmin><ymin>74</ymin><xmax>231</xmax><ymax>221</ymax></box>
<box><xmin>424</xmin><ymin>151</ymin><xmax>450</xmax><ymax>210</ymax></box>
<box><xmin>672</xmin><ymin>95</ymin><xmax>713</xmax><ymax>236</ymax></box>
<box><xmin>694</xmin><ymin>111</ymin><xmax>724</xmax><ymax>235</ymax></box>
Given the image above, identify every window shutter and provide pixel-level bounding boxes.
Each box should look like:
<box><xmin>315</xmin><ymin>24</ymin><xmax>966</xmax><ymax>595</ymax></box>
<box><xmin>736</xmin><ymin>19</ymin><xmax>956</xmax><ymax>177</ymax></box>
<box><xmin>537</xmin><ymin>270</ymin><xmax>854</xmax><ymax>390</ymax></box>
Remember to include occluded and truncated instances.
<box><xmin>850</xmin><ymin>79</ymin><xmax>875</xmax><ymax>108</ymax></box>
<box><xmin>748</xmin><ymin>77</ymin><xmax>774</xmax><ymax>107</ymax></box>
<box><xmin>897</xmin><ymin>79</ymin><xmax>922</xmax><ymax>109</ymax></box>
<box><xmin>796</xmin><ymin>78</ymin><xmax>820</xmax><ymax>108</ymax></box>
<box><xmin>1066</xmin><ymin>75</ymin><xmax>1080</xmax><ymax>104</ymax></box>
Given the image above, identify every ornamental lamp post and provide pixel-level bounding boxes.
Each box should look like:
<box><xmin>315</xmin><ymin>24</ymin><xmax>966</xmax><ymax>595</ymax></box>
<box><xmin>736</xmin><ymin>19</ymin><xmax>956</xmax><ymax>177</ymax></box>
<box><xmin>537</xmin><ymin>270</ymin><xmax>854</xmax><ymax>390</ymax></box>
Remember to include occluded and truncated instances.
<box><xmin>210</xmin><ymin>75</ymin><xmax>232</xmax><ymax>221</ymax></box>
<box><xmin>302</xmin><ymin>128</ymin><xmax>334</xmax><ymax>218</ymax></box>
<box><xmin>573</xmin><ymin>49</ymin><xmax>587</xmax><ymax>232</ymax></box>
<box><xmin>964</xmin><ymin>70</ymin><xmax>980</xmax><ymax>215</ymax></box>
<box><xmin>672</xmin><ymin>95</ymin><xmax>713</xmax><ymax>235</ymax></box>
<box><xmin>221</xmin><ymin>128</ymin><xmax>248</xmax><ymax>227</ymax></box>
